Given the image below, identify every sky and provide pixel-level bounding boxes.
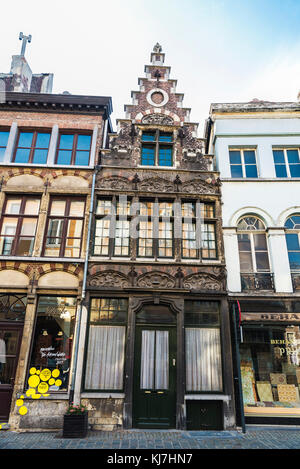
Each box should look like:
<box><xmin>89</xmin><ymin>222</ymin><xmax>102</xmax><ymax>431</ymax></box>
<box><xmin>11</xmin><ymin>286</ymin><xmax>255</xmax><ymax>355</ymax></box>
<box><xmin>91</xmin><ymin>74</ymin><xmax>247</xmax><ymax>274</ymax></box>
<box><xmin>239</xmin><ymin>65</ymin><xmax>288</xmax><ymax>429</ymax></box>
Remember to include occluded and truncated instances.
<box><xmin>1</xmin><ymin>0</ymin><xmax>300</xmax><ymax>134</ymax></box>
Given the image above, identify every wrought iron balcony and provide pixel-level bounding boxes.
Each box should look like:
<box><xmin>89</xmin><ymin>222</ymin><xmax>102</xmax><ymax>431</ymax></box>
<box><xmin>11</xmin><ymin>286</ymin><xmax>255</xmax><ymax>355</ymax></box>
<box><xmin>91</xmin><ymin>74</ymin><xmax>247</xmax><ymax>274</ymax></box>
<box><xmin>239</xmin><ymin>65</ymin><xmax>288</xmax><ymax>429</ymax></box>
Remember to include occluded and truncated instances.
<box><xmin>241</xmin><ymin>272</ymin><xmax>274</xmax><ymax>292</ymax></box>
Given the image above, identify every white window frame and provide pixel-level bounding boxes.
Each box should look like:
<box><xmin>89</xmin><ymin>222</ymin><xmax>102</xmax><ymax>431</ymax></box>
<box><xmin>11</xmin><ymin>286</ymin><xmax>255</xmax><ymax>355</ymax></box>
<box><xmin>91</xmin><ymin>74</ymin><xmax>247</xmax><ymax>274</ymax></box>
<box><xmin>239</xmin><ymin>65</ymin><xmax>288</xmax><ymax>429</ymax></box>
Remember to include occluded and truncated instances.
<box><xmin>229</xmin><ymin>148</ymin><xmax>258</xmax><ymax>178</ymax></box>
<box><xmin>273</xmin><ymin>147</ymin><xmax>300</xmax><ymax>178</ymax></box>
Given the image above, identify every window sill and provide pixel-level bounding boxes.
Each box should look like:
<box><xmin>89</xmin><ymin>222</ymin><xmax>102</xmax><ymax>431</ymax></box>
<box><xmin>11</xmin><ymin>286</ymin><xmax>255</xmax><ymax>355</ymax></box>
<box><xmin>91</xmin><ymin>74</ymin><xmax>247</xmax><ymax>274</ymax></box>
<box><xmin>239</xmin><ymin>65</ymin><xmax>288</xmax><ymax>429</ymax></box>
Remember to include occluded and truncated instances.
<box><xmin>0</xmin><ymin>256</ymin><xmax>84</xmax><ymax>262</ymax></box>
<box><xmin>0</xmin><ymin>162</ymin><xmax>93</xmax><ymax>169</ymax></box>
<box><xmin>81</xmin><ymin>392</ymin><xmax>125</xmax><ymax>399</ymax></box>
<box><xmin>185</xmin><ymin>394</ymin><xmax>231</xmax><ymax>402</ymax></box>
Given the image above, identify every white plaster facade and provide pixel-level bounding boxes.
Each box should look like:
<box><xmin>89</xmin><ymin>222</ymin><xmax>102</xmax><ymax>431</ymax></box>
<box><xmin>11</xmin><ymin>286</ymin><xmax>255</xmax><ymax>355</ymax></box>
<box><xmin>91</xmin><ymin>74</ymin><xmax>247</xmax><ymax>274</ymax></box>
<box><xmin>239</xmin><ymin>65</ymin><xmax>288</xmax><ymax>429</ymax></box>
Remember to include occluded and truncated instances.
<box><xmin>207</xmin><ymin>105</ymin><xmax>300</xmax><ymax>295</ymax></box>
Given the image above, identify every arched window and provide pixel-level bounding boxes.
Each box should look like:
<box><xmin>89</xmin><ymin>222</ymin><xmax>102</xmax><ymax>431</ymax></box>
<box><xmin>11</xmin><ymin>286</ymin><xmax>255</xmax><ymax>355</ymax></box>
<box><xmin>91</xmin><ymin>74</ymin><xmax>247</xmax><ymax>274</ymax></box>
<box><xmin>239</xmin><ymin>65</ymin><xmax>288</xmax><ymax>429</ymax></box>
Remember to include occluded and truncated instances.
<box><xmin>237</xmin><ymin>216</ymin><xmax>270</xmax><ymax>272</ymax></box>
<box><xmin>285</xmin><ymin>215</ymin><xmax>300</xmax><ymax>270</ymax></box>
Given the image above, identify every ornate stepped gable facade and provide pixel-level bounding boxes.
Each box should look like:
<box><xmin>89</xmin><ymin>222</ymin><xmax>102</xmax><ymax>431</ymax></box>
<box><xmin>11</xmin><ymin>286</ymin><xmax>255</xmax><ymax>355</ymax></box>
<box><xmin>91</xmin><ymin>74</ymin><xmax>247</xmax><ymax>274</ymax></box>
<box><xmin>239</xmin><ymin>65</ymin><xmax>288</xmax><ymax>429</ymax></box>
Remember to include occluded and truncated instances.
<box><xmin>84</xmin><ymin>45</ymin><xmax>236</xmax><ymax>431</ymax></box>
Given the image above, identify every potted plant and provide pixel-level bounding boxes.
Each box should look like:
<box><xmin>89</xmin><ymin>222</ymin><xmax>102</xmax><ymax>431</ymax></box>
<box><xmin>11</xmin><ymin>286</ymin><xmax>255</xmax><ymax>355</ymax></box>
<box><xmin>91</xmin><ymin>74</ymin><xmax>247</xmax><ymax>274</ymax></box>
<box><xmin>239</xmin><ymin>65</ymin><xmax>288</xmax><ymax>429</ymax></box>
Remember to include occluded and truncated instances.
<box><xmin>63</xmin><ymin>403</ymin><xmax>88</xmax><ymax>438</ymax></box>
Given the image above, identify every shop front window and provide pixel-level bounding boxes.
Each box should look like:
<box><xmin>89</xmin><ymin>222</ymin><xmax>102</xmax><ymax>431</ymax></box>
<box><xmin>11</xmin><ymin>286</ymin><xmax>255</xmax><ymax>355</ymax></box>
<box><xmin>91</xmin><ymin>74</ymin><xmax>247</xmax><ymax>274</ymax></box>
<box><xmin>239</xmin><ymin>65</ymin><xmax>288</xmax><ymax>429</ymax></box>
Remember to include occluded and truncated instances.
<box><xmin>28</xmin><ymin>296</ymin><xmax>77</xmax><ymax>392</ymax></box>
<box><xmin>240</xmin><ymin>324</ymin><xmax>300</xmax><ymax>418</ymax></box>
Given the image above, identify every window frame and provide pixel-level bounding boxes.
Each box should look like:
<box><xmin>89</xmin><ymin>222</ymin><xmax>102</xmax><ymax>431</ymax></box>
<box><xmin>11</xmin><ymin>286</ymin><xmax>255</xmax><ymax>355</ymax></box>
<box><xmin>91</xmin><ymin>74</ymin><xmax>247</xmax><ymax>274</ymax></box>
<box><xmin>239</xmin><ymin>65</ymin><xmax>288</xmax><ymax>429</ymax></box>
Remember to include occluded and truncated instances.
<box><xmin>229</xmin><ymin>148</ymin><xmax>258</xmax><ymax>179</ymax></box>
<box><xmin>83</xmin><ymin>297</ymin><xmax>128</xmax><ymax>392</ymax></box>
<box><xmin>93</xmin><ymin>197</ymin><xmax>132</xmax><ymax>258</ymax></box>
<box><xmin>12</xmin><ymin>129</ymin><xmax>51</xmax><ymax>164</ymax></box>
<box><xmin>284</xmin><ymin>215</ymin><xmax>300</xmax><ymax>271</ymax></box>
<box><xmin>0</xmin><ymin>128</ymin><xmax>10</xmax><ymax>162</ymax></box>
<box><xmin>184</xmin><ymin>300</ymin><xmax>223</xmax><ymax>394</ymax></box>
<box><xmin>42</xmin><ymin>196</ymin><xmax>86</xmax><ymax>258</ymax></box>
<box><xmin>237</xmin><ymin>216</ymin><xmax>271</xmax><ymax>273</ymax></box>
<box><xmin>273</xmin><ymin>147</ymin><xmax>300</xmax><ymax>178</ymax></box>
<box><xmin>0</xmin><ymin>195</ymin><xmax>40</xmax><ymax>256</ymax></box>
<box><xmin>55</xmin><ymin>131</ymin><xmax>92</xmax><ymax>166</ymax></box>
<box><xmin>141</xmin><ymin>130</ymin><xmax>174</xmax><ymax>167</ymax></box>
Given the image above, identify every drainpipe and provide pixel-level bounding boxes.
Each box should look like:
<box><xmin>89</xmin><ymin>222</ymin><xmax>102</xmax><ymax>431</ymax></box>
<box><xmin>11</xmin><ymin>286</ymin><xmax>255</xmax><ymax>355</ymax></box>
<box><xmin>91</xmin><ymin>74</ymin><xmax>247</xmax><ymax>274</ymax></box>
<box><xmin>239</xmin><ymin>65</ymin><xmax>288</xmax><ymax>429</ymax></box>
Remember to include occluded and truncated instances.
<box><xmin>69</xmin><ymin>163</ymin><xmax>99</xmax><ymax>405</ymax></box>
<box><xmin>232</xmin><ymin>303</ymin><xmax>246</xmax><ymax>433</ymax></box>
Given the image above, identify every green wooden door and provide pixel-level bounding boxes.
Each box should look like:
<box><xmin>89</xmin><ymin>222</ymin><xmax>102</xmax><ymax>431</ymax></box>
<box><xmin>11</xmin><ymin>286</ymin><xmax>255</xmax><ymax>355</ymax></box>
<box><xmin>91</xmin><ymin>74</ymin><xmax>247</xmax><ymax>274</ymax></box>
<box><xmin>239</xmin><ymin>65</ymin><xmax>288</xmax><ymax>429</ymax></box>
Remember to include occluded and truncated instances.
<box><xmin>133</xmin><ymin>326</ymin><xmax>176</xmax><ymax>429</ymax></box>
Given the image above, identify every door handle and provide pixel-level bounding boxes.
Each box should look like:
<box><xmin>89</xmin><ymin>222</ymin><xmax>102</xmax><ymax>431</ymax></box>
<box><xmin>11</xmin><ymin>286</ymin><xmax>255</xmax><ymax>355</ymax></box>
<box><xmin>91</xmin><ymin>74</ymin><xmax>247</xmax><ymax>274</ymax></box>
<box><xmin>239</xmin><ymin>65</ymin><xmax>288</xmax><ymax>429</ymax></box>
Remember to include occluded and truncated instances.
<box><xmin>172</xmin><ymin>359</ymin><xmax>176</xmax><ymax>366</ymax></box>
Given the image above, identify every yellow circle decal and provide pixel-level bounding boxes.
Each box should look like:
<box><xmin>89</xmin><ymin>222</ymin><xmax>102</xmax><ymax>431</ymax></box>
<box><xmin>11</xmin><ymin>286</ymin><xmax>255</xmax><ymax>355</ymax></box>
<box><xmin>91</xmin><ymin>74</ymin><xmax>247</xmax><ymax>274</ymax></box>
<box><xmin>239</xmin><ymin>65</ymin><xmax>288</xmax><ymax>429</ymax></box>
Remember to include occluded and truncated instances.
<box><xmin>49</xmin><ymin>378</ymin><xmax>55</xmax><ymax>385</ymax></box>
<box><xmin>29</xmin><ymin>367</ymin><xmax>37</xmax><ymax>375</ymax></box>
<box><xmin>32</xmin><ymin>393</ymin><xmax>41</xmax><ymax>399</ymax></box>
<box><xmin>19</xmin><ymin>406</ymin><xmax>28</xmax><ymax>415</ymax></box>
<box><xmin>40</xmin><ymin>369</ymin><xmax>51</xmax><ymax>381</ymax></box>
<box><xmin>55</xmin><ymin>379</ymin><xmax>62</xmax><ymax>387</ymax></box>
<box><xmin>28</xmin><ymin>375</ymin><xmax>40</xmax><ymax>388</ymax></box>
<box><xmin>52</xmin><ymin>369</ymin><xmax>60</xmax><ymax>378</ymax></box>
<box><xmin>26</xmin><ymin>389</ymin><xmax>35</xmax><ymax>397</ymax></box>
<box><xmin>16</xmin><ymin>399</ymin><xmax>23</xmax><ymax>407</ymax></box>
<box><xmin>38</xmin><ymin>382</ymin><xmax>49</xmax><ymax>394</ymax></box>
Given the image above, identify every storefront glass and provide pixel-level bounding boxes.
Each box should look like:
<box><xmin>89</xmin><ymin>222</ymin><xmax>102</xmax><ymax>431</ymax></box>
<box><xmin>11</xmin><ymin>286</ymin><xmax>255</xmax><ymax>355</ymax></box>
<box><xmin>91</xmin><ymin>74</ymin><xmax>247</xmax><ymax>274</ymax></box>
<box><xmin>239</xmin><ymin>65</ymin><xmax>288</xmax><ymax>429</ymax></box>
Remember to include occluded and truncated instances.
<box><xmin>28</xmin><ymin>296</ymin><xmax>77</xmax><ymax>392</ymax></box>
<box><xmin>240</xmin><ymin>324</ymin><xmax>300</xmax><ymax>417</ymax></box>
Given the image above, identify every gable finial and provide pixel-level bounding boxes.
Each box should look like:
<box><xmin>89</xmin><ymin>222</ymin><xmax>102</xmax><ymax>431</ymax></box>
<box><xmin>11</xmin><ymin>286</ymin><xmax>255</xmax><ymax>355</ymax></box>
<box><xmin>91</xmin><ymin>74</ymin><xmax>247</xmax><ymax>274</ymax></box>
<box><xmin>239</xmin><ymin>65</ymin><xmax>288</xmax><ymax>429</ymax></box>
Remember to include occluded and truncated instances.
<box><xmin>19</xmin><ymin>32</ymin><xmax>32</xmax><ymax>56</ymax></box>
<box><xmin>153</xmin><ymin>42</ymin><xmax>162</xmax><ymax>53</ymax></box>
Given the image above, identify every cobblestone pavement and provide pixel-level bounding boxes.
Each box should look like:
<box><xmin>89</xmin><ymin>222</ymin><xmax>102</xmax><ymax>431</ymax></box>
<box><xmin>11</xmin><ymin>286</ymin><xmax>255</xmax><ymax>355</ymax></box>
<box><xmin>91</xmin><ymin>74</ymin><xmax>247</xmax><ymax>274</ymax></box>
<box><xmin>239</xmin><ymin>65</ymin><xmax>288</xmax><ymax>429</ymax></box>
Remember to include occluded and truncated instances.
<box><xmin>1</xmin><ymin>426</ymin><xmax>300</xmax><ymax>450</ymax></box>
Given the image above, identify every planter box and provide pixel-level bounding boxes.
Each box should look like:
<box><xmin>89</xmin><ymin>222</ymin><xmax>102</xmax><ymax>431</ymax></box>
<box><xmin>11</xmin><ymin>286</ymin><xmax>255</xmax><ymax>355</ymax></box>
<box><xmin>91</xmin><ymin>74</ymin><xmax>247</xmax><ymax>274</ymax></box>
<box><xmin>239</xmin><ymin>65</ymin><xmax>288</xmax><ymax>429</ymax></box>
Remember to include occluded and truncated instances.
<box><xmin>63</xmin><ymin>412</ymin><xmax>88</xmax><ymax>438</ymax></box>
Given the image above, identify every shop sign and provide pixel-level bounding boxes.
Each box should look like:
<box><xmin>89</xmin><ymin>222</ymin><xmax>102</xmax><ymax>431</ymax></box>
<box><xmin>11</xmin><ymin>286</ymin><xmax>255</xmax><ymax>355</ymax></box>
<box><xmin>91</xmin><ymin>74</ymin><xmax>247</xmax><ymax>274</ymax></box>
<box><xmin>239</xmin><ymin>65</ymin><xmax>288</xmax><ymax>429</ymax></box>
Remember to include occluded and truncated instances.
<box><xmin>241</xmin><ymin>312</ymin><xmax>300</xmax><ymax>322</ymax></box>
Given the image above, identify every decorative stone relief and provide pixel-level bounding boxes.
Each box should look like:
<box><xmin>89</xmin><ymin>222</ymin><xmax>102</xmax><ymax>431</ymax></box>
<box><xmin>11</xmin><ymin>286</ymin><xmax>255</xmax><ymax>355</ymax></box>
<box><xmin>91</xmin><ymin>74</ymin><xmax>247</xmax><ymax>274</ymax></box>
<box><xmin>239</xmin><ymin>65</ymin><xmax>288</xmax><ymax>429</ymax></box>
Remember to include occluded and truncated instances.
<box><xmin>183</xmin><ymin>273</ymin><xmax>223</xmax><ymax>291</ymax></box>
<box><xmin>139</xmin><ymin>177</ymin><xmax>174</xmax><ymax>193</ymax></box>
<box><xmin>181</xmin><ymin>178</ymin><xmax>218</xmax><ymax>194</ymax></box>
<box><xmin>89</xmin><ymin>271</ymin><xmax>130</xmax><ymax>288</ymax></box>
<box><xmin>137</xmin><ymin>271</ymin><xmax>176</xmax><ymax>289</ymax></box>
<box><xmin>97</xmin><ymin>176</ymin><xmax>131</xmax><ymax>191</ymax></box>
<box><xmin>142</xmin><ymin>114</ymin><xmax>173</xmax><ymax>125</ymax></box>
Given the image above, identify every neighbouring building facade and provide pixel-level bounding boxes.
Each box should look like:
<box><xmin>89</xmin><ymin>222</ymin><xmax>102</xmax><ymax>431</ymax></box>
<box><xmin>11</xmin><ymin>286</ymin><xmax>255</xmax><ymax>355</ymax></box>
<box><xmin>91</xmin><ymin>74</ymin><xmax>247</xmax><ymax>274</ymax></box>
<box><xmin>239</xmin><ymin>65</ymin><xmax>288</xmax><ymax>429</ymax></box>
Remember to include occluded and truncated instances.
<box><xmin>73</xmin><ymin>44</ymin><xmax>236</xmax><ymax>431</ymax></box>
<box><xmin>206</xmin><ymin>94</ymin><xmax>300</xmax><ymax>425</ymax></box>
<box><xmin>0</xmin><ymin>37</ymin><xmax>113</xmax><ymax>430</ymax></box>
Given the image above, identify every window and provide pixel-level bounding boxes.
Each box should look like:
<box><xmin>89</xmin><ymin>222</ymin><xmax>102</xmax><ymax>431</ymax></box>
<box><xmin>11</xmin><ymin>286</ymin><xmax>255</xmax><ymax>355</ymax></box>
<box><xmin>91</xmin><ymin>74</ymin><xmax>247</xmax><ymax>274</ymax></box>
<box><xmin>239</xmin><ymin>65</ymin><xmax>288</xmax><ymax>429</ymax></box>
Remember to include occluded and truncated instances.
<box><xmin>237</xmin><ymin>216</ymin><xmax>270</xmax><ymax>272</ymax></box>
<box><xmin>27</xmin><ymin>296</ymin><xmax>77</xmax><ymax>392</ymax></box>
<box><xmin>94</xmin><ymin>198</ymin><xmax>131</xmax><ymax>257</ymax></box>
<box><xmin>56</xmin><ymin>133</ymin><xmax>92</xmax><ymax>166</ymax></box>
<box><xmin>13</xmin><ymin>130</ymin><xmax>51</xmax><ymax>164</ymax></box>
<box><xmin>185</xmin><ymin>301</ymin><xmax>222</xmax><ymax>392</ymax></box>
<box><xmin>229</xmin><ymin>149</ymin><xmax>258</xmax><ymax>178</ymax></box>
<box><xmin>84</xmin><ymin>298</ymin><xmax>128</xmax><ymax>390</ymax></box>
<box><xmin>0</xmin><ymin>196</ymin><xmax>40</xmax><ymax>256</ymax></box>
<box><xmin>182</xmin><ymin>201</ymin><xmax>216</xmax><ymax>259</ymax></box>
<box><xmin>141</xmin><ymin>131</ymin><xmax>173</xmax><ymax>166</ymax></box>
<box><xmin>43</xmin><ymin>197</ymin><xmax>85</xmax><ymax>258</ymax></box>
<box><xmin>285</xmin><ymin>215</ymin><xmax>300</xmax><ymax>270</ymax></box>
<box><xmin>0</xmin><ymin>130</ymin><xmax>9</xmax><ymax>162</ymax></box>
<box><xmin>240</xmin><ymin>324</ymin><xmax>300</xmax><ymax>418</ymax></box>
<box><xmin>138</xmin><ymin>200</ymin><xmax>174</xmax><ymax>258</ymax></box>
<box><xmin>273</xmin><ymin>148</ymin><xmax>300</xmax><ymax>178</ymax></box>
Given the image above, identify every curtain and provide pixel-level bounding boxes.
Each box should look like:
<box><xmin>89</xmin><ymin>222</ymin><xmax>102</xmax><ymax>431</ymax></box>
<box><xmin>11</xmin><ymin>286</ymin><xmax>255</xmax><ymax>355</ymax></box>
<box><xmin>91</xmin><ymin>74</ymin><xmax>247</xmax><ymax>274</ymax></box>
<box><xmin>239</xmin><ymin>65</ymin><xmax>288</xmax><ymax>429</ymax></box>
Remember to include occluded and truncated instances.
<box><xmin>185</xmin><ymin>328</ymin><xmax>222</xmax><ymax>392</ymax></box>
<box><xmin>140</xmin><ymin>330</ymin><xmax>169</xmax><ymax>390</ymax></box>
<box><xmin>85</xmin><ymin>325</ymin><xmax>125</xmax><ymax>390</ymax></box>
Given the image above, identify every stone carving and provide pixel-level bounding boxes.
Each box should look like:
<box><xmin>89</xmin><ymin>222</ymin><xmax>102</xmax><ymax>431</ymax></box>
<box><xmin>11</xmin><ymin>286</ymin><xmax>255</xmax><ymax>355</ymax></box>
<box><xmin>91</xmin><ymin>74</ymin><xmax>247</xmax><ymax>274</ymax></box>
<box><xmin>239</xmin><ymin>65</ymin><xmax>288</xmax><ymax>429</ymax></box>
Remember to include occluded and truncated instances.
<box><xmin>139</xmin><ymin>177</ymin><xmax>174</xmax><ymax>193</ymax></box>
<box><xmin>181</xmin><ymin>178</ymin><xmax>217</xmax><ymax>194</ymax></box>
<box><xmin>183</xmin><ymin>273</ymin><xmax>223</xmax><ymax>291</ymax></box>
<box><xmin>142</xmin><ymin>114</ymin><xmax>173</xmax><ymax>125</ymax></box>
<box><xmin>137</xmin><ymin>271</ymin><xmax>176</xmax><ymax>289</ymax></box>
<box><xmin>153</xmin><ymin>43</ymin><xmax>162</xmax><ymax>53</ymax></box>
<box><xmin>97</xmin><ymin>176</ymin><xmax>131</xmax><ymax>191</ymax></box>
<box><xmin>89</xmin><ymin>270</ymin><xmax>129</xmax><ymax>288</ymax></box>
<box><xmin>109</xmin><ymin>122</ymin><xmax>134</xmax><ymax>157</ymax></box>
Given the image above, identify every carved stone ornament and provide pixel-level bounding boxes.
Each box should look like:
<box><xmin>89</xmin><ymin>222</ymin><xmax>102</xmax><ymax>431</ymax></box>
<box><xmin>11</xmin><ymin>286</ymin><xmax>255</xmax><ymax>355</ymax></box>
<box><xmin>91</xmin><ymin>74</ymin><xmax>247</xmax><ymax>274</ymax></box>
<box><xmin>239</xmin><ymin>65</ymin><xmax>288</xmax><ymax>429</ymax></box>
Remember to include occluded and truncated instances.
<box><xmin>97</xmin><ymin>176</ymin><xmax>131</xmax><ymax>191</ymax></box>
<box><xmin>181</xmin><ymin>178</ymin><xmax>217</xmax><ymax>195</ymax></box>
<box><xmin>137</xmin><ymin>271</ymin><xmax>176</xmax><ymax>289</ymax></box>
<box><xmin>142</xmin><ymin>114</ymin><xmax>173</xmax><ymax>125</ymax></box>
<box><xmin>183</xmin><ymin>273</ymin><xmax>222</xmax><ymax>291</ymax></box>
<box><xmin>89</xmin><ymin>270</ymin><xmax>129</xmax><ymax>288</ymax></box>
<box><xmin>139</xmin><ymin>177</ymin><xmax>174</xmax><ymax>193</ymax></box>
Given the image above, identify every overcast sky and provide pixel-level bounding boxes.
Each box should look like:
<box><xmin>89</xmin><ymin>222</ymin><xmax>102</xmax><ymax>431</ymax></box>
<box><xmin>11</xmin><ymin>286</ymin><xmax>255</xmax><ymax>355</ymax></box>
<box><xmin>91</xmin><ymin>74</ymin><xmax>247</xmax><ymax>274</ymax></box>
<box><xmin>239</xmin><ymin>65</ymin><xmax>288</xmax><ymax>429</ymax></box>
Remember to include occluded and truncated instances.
<box><xmin>1</xmin><ymin>0</ymin><xmax>300</xmax><ymax>134</ymax></box>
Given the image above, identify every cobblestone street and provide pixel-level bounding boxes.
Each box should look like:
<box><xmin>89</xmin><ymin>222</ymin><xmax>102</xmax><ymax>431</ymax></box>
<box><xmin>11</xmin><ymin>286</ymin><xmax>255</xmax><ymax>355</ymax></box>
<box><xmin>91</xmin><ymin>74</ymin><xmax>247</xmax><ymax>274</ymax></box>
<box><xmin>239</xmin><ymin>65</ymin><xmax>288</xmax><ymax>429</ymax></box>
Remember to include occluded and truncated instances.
<box><xmin>1</xmin><ymin>426</ymin><xmax>300</xmax><ymax>450</ymax></box>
